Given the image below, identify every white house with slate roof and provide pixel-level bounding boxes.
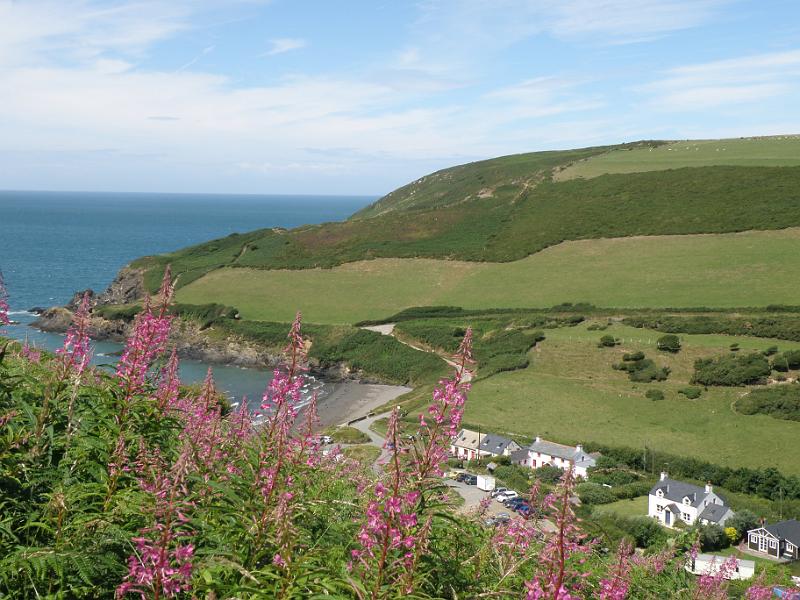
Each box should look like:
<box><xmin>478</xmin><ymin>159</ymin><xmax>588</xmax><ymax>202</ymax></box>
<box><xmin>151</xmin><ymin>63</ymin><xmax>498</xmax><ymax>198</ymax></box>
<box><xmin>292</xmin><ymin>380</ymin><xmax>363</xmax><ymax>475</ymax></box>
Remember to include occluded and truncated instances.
<box><xmin>450</xmin><ymin>429</ymin><xmax>521</xmax><ymax>461</ymax></box>
<box><xmin>747</xmin><ymin>520</ymin><xmax>800</xmax><ymax>561</ymax></box>
<box><xmin>524</xmin><ymin>436</ymin><xmax>600</xmax><ymax>478</ymax></box>
<box><xmin>648</xmin><ymin>472</ymin><xmax>733</xmax><ymax>528</ymax></box>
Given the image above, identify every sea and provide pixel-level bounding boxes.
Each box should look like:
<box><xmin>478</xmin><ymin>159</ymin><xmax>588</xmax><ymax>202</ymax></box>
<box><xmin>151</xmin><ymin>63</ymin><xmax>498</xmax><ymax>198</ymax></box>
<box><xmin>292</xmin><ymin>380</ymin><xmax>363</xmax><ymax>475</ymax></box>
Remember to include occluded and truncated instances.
<box><xmin>0</xmin><ymin>190</ymin><xmax>373</xmax><ymax>407</ymax></box>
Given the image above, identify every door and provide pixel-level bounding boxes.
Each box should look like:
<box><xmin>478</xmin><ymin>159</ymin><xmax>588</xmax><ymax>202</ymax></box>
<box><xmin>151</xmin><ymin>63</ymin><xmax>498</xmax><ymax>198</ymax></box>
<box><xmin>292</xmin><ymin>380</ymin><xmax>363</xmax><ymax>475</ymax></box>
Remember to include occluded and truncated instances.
<box><xmin>665</xmin><ymin>511</ymin><xmax>671</xmax><ymax>526</ymax></box>
<box><xmin>758</xmin><ymin>535</ymin><xmax>768</xmax><ymax>553</ymax></box>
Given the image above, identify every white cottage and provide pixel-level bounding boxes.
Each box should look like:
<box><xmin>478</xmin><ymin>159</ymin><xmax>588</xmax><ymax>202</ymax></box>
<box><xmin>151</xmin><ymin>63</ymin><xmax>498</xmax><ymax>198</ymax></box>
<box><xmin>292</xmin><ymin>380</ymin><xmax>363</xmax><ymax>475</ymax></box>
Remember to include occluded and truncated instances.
<box><xmin>524</xmin><ymin>437</ymin><xmax>600</xmax><ymax>478</ymax></box>
<box><xmin>648</xmin><ymin>472</ymin><xmax>733</xmax><ymax>528</ymax></box>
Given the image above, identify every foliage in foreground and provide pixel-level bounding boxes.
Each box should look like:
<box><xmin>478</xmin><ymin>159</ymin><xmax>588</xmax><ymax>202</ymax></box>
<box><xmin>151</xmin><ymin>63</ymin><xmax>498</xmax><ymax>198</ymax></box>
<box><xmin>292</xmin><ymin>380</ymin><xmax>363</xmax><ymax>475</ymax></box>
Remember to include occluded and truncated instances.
<box><xmin>0</xmin><ymin>272</ymin><xmax>796</xmax><ymax>599</ymax></box>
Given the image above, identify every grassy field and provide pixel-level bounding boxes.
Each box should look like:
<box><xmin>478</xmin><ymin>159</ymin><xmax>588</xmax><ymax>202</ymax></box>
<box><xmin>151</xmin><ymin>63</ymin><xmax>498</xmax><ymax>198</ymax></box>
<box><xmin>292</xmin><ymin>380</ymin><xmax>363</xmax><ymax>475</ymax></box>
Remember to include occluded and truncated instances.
<box><xmin>459</xmin><ymin>321</ymin><xmax>800</xmax><ymax>476</ymax></box>
<box><xmin>556</xmin><ymin>136</ymin><xmax>800</xmax><ymax>180</ymax></box>
<box><xmin>176</xmin><ymin>228</ymin><xmax>800</xmax><ymax>323</ymax></box>
<box><xmin>592</xmin><ymin>496</ymin><xmax>649</xmax><ymax>518</ymax></box>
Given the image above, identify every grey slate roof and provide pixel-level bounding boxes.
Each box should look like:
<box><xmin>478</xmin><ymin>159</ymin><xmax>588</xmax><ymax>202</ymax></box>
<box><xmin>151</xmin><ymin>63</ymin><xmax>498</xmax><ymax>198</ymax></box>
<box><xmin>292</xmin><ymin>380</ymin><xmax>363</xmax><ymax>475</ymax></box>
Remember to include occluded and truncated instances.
<box><xmin>649</xmin><ymin>478</ymin><xmax>720</xmax><ymax>508</ymax></box>
<box><xmin>510</xmin><ymin>448</ymin><xmax>529</xmax><ymax>464</ymax></box>
<box><xmin>528</xmin><ymin>438</ymin><xmax>599</xmax><ymax>468</ymax></box>
<box><xmin>478</xmin><ymin>433</ymin><xmax>517</xmax><ymax>455</ymax></box>
<box><xmin>698</xmin><ymin>503</ymin><xmax>731</xmax><ymax>524</ymax></box>
<box><xmin>764</xmin><ymin>520</ymin><xmax>800</xmax><ymax>545</ymax></box>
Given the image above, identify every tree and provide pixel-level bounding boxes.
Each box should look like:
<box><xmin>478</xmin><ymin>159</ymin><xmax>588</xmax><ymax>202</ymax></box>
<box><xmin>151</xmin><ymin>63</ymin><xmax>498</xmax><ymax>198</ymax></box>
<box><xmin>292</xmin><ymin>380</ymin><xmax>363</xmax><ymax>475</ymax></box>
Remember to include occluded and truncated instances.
<box><xmin>696</xmin><ymin>523</ymin><xmax>730</xmax><ymax>551</ymax></box>
<box><xmin>657</xmin><ymin>334</ymin><xmax>681</xmax><ymax>353</ymax></box>
<box><xmin>726</xmin><ymin>510</ymin><xmax>760</xmax><ymax>542</ymax></box>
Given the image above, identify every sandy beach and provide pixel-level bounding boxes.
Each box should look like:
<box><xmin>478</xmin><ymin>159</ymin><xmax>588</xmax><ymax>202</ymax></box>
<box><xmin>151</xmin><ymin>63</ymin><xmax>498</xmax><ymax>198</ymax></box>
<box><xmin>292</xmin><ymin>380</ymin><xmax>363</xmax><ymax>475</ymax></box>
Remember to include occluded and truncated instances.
<box><xmin>317</xmin><ymin>381</ymin><xmax>411</xmax><ymax>427</ymax></box>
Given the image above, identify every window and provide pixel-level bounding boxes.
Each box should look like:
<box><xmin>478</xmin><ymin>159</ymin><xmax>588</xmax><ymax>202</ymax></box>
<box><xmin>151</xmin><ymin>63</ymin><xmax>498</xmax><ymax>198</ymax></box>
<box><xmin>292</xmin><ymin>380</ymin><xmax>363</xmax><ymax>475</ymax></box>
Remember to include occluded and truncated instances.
<box><xmin>683</xmin><ymin>513</ymin><xmax>691</xmax><ymax>522</ymax></box>
<box><xmin>656</xmin><ymin>505</ymin><xmax>664</xmax><ymax>513</ymax></box>
<box><xmin>770</xmin><ymin>540</ymin><xmax>777</xmax><ymax>549</ymax></box>
<box><xmin>656</xmin><ymin>490</ymin><xmax>663</xmax><ymax>498</ymax></box>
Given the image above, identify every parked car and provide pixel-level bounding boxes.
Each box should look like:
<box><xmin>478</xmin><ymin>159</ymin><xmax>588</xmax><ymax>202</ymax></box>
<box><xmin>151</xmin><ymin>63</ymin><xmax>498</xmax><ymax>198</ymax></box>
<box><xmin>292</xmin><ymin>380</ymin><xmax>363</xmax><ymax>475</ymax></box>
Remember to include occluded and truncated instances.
<box><xmin>514</xmin><ymin>503</ymin><xmax>532</xmax><ymax>516</ymax></box>
<box><xmin>455</xmin><ymin>472</ymin><xmax>470</xmax><ymax>483</ymax></box>
<box><xmin>490</xmin><ymin>487</ymin><xmax>508</xmax><ymax>498</ymax></box>
<box><xmin>494</xmin><ymin>512</ymin><xmax>511</xmax><ymax>524</ymax></box>
<box><xmin>504</xmin><ymin>497</ymin><xmax>527</xmax><ymax>509</ymax></box>
<box><xmin>317</xmin><ymin>435</ymin><xmax>333</xmax><ymax>445</ymax></box>
<box><xmin>464</xmin><ymin>475</ymin><xmax>478</xmax><ymax>486</ymax></box>
<box><xmin>496</xmin><ymin>490</ymin><xmax>519</xmax><ymax>503</ymax></box>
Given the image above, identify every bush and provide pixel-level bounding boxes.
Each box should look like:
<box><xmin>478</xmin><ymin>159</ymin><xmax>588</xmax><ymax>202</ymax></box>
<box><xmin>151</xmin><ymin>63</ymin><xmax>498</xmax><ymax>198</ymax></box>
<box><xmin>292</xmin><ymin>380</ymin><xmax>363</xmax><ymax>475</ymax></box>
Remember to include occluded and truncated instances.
<box><xmin>771</xmin><ymin>350</ymin><xmax>800</xmax><ymax>372</ymax></box>
<box><xmin>763</xmin><ymin>346</ymin><xmax>779</xmax><ymax>356</ymax></box>
<box><xmin>692</xmin><ymin>352</ymin><xmax>771</xmax><ymax>386</ymax></box>
<box><xmin>696</xmin><ymin>523</ymin><xmax>730</xmax><ymax>551</ymax></box>
<box><xmin>678</xmin><ymin>387</ymin><xmax>702</xmax><ymax>399</ymax></box>
<box><xmin>576</xmin><ymin>483</ymin><xmax>617</xmax><ymax>505</ymax></box>
<box><xmin>534</xmin><ymin>465</ymin><xmax>565</xmax><ymax>484</ymax></box>
<box><xmin>735</xmin><ymin>384</ymin><xmax>800</xmax><ymax>421</ymax></box>
<box><xmin>657</xmin><ymin>334</ymin><xmax>681</xmax><ymax>353</ymax></box>
<box><xmin>730</xmin><ymin>343</ymin><xmax>740</xmax><ymax>352</ymax></box>
<box><xmin>598</xmin><ymin>335</ymin><xmax>618</xmax><ymax>347</ymax></box>
<box><xmin>613</xmin><ymin>354</ymin><xmax>670</xmax><ymax>383</ymax></box>
<box><xmin>645</xmin><ymin>389</ymin><xmax>665</xmax><ymax>401</ymax></box>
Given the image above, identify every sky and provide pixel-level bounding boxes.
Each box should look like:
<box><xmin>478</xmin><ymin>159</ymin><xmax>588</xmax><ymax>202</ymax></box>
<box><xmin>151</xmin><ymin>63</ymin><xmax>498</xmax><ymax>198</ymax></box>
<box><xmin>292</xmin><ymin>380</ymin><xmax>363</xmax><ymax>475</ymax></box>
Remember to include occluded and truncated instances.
<box><xmin>1</xmin><ymin>0</ymin><xmax>799</xmax><ymax>195</ymax></box>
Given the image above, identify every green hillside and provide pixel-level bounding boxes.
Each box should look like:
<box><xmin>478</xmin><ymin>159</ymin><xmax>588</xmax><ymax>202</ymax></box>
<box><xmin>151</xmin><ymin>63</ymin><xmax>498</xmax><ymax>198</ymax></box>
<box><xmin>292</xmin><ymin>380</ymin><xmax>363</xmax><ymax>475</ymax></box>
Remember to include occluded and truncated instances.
<box><xmin>555</xmin><ymin>135</ymin><xmax>800</xmax><ymax>180</ymax></box>
<box><xmin>175</xmin><ymin>228</ymin><xmax>800</xmax><ymax>324</ymax></box>
<box><xmin>134</xmin><ymin>136</ymin><xmax>800</xmax><ymax>297</ymax></box>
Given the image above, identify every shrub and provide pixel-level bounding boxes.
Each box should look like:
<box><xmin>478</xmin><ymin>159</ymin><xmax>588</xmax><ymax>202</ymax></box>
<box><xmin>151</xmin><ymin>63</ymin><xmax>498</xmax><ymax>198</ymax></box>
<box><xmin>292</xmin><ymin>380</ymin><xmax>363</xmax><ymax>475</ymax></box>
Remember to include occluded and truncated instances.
<box><xmin>327</xmin><ymin>426</ymin><xmax>370</xmax><ymax>444</ymax></box>
<box><xmin>771</xmin><ymin>349</ymin><xmax>800</xmax><ymax>372</ymax></box>
<box><xmin>735</xmin><ymin>384</ymin><xmax>800</xmax><ymax>421</ymax></box>
<box><xmin>598</xmin><ymin>334</ymin><xmax>618</xmax><ymax>347</ymax></box>
<box><xmin>763</xmin><ymin>346</ymin><xmax>779</xmax><ymax>356</ymax></box>
<box><xmin>692</xmin><ymin>352</ymin><xmax>771</xmax><ymax>386</ymax></box>
<box><xmin>678</xmin><ymin>387</ymin><xmax>702</xmax><ymax>399</ymax></box>
<box><xmin>729</xmin><ymin>343</ymin><xmax>740</xmax><ymax>352</ymax></box>
<box><xmin>656</xmin><ymin>334</ymin><xmax>681</xmax><ymax>353</ymax></box>
<box><xmin>645</xmin><ymin>389</ymin><xmax>665</xmax><ymax>401</ymax></box>
<box><xmin>696</xmin><ymin>523</ymin><xmax>730</xmax><ymax>551</ymax></box>
<box><xmin>534</xmin><ymin>464</ymin><xmax>565</xmax><ymax>484</ymax></box>
<box><xmin>576</xmin><ymin>482</ymin><xmax>616</xmax><ymax>505</ymax></box>
<box><xmin>613</xmin><ymin>354</ymin><xmax>670</xmax><ymax>383</ymax></box>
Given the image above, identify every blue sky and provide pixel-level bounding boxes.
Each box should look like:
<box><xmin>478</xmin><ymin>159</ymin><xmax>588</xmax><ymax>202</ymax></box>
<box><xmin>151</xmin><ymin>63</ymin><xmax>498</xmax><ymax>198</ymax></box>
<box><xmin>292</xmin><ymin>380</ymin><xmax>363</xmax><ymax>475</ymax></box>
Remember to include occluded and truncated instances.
<box><xmin>1</xmin><ymin>0</ymin><xmax>799</xmax><ymax>195</ymax></box>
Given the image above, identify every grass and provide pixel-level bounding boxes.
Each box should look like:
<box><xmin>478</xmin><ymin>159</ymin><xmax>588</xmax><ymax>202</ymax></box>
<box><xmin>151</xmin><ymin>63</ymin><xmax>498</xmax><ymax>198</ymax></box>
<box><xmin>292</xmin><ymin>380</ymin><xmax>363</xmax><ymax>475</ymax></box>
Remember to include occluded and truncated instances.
<box><xmin>326</xmin><ymin>426</ymin><xmax>370</xmax><ymax>444</ymax></box>
<box><xmin>592</xmin><ymin>495</ymin><xmax>649</xmax><ymax>518</ymax></box>
<box><xmin>556</xmin><ymin>136</ymin><xmax>800</xmax><ymax>180</ymax></box>
<box><xmin>176</xmin><ymin>228</ymin><xmax>800</xmax><ymax>323</ymax></box>
<box><xmin>447</xmin><ymin>322</ymin><xmax>800</xmax><ymax>476</ymax></box>
<box><xmin>135</xmin><ymin>137</ymin><xmax>800</xmax><ymax>295</ymax></box>
<box><xmin>341</xmin><ymin>445</ymin><xmax>381</xmax><ymax>464</ymax></box>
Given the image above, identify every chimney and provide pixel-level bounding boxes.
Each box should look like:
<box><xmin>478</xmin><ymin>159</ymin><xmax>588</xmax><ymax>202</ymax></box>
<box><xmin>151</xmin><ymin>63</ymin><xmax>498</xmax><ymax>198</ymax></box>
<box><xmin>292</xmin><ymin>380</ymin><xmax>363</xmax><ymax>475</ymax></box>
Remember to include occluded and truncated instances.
<box><xmin>705</xmin><ymin>482</ymin><xmax>713</xmax><ymax>494</ymax></box>
<box><xmin>535</xmin><ymin>436</ymin><xmax>542</xmax><ymax>444</ymax></box>
<box><xmin>660</xmin><ymin>471</ymin><xmax>668</xmax><ymax>481</ymax></box>
<box><xmin>575</xmin><ymin>444</ymin><xmax>584</xmax><ymax>454</ymax></box>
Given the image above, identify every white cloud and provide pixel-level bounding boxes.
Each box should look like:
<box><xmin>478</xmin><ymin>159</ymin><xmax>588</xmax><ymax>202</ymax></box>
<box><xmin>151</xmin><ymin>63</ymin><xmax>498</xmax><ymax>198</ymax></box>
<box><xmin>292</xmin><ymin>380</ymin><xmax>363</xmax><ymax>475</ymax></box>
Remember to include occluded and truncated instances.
<box><xmin>640</xmin><ymin>50</ymin><xmax>800</xmax><ymax>111</ymax></box>
<box><xmin>263</xmin><ymin>38</ymin><xmax>307</xmax><ymax>56</ymax></box>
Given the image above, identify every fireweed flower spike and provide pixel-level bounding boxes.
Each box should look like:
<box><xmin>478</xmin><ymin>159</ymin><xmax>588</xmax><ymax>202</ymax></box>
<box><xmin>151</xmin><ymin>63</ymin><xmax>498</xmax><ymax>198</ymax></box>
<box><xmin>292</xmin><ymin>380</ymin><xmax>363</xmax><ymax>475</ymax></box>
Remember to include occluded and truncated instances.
<box><xmin>116</xmin><ymin>266</ymin><xmax>175</xmax><ymax>405</ymax></box>
<box><xmin>57</xmin><ymin>291</ymin><xmax>93</xmax><ymax>376</ymax></box>
<box><xmin>598</xmin><ymin>539</ymin><xmax>633</xmax><ymax>600</ymax></box>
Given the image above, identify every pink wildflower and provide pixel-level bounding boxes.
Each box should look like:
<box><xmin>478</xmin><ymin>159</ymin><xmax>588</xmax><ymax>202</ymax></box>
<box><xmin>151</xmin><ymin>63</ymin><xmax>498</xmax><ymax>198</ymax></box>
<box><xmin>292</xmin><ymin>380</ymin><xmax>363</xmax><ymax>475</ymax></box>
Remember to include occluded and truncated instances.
<box><xmin>598</xmin><ymin>539</ymin><xmax>633</xmax><ymax>600</ymax></box>
<box><xmin>692</xmin><ymin>554</ymin><xmax>739</xmax><ymax>600</ymax></box>
<box><xmin>57</xmin><ymin>291</ymin><xmax>93</xmax><ymax>376</ymax></box>
<box><xmin>116</xmin><ymin>267</ymin><xmax>174</xmax><ymax>401</ymax></box>
<box><xmin>154</xmin><ymin>349</ymin><xmax>181</xmax><ymax>412</ymax></box>
<box><xmin>118</xmin><ymin>441</ymin><xmax>195</xmax><ymax>599</ymax></box>
<box><xmin>21</xmin><ymin>340</ymin><xmax>41</xmax><ymax>364</ymax></box>
<box><xmin>524</xmin><ymin>469</ymin><xmax>594</xmax><ymax>600</ymax></box>
<box><xmin>745</xmin><ymin>572</ymin><xmax>775</xmax><ymax>600</ymax></box>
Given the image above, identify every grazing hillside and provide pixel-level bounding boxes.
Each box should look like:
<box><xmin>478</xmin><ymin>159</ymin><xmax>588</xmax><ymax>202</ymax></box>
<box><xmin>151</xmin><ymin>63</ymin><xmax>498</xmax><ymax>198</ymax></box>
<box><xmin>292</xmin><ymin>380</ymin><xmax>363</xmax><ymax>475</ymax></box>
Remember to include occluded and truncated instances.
<box><xmin>132</xmin><ymin>135</ymin><xmax>800</xmax><ymax>302</ymax></box>
<box><xmin>175</xmin><ymin>228</ymin><xmax>800</xmax><ymax>323</ymax></box>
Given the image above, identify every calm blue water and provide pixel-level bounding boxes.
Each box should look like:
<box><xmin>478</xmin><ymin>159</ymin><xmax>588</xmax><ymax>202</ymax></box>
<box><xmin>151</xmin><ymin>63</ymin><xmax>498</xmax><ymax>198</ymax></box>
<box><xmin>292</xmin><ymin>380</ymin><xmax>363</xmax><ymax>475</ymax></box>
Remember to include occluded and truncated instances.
<box><xmin>0</xmin><ymin>190</ymin><xmax>372</xmax><ymax>404</ymax></box>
